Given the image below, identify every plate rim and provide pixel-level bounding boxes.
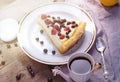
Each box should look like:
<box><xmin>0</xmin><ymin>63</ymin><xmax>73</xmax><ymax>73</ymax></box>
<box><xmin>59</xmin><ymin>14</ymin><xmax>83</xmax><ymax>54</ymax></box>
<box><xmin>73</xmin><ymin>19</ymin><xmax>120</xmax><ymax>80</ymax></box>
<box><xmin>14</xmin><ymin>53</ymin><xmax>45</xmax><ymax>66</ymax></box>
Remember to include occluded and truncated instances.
<box><xmin>17</xmin><ymin>2</ymin><xmax>96</xmax><ymax>65</ymax></box>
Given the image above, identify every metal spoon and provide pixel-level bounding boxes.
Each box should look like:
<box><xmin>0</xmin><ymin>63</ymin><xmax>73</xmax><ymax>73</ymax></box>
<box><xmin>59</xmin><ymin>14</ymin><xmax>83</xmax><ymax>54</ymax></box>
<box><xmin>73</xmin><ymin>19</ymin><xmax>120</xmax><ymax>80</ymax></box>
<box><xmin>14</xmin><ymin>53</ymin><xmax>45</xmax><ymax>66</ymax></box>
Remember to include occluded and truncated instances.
<box><xmin>96</xmin><ymin>37</ymin><xmax>109</xmax><ymax>79</ymax></box>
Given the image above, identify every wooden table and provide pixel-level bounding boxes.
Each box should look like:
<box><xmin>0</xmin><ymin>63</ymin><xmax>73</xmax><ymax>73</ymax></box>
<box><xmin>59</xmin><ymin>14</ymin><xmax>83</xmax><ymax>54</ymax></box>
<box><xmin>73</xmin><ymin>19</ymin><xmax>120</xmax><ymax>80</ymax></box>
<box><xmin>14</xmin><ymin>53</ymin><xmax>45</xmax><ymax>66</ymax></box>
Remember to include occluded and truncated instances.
<box><xmin>0</xmin><ymin>39</ymin><xmax>65</xmax><ymax>82</ymax></box>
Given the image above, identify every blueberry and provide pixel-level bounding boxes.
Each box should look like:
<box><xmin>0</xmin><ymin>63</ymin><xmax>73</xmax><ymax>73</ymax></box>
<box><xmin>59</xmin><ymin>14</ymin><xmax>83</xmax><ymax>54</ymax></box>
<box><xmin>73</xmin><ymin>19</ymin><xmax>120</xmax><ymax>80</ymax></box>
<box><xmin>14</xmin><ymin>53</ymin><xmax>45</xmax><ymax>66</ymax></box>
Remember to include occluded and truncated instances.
<box><xmin>48</xmin><ymin>77</ymin><xmax>53</xmax><ymax>82</ymax></box>
<box><xmin>52</xmin><ymin>50</ymin><xmax>56</xmax><ymax>55</ymax></box>
<box><xmin>43</xmin><ymin>49</ymin><xmax>48</xmax><ymax>54</ymax></box>
<box><xmin>16</xmin><ymin>74</ymin><xmax>22</xmax><ymax>81</ymax></box>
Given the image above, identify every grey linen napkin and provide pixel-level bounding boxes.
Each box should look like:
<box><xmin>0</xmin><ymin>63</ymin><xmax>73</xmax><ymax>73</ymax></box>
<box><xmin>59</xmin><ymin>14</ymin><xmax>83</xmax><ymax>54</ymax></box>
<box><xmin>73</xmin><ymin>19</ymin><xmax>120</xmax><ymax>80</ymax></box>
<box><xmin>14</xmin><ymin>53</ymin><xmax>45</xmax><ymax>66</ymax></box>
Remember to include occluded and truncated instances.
<box><xmin>57</xmin><ymin>0</ymin><xmax>120</xmax><ymax>82</ymax></box>
<box><xmin>86</xmin><ymin>1</ymin><xmax>120</xmax><ymax>82</ymax></box>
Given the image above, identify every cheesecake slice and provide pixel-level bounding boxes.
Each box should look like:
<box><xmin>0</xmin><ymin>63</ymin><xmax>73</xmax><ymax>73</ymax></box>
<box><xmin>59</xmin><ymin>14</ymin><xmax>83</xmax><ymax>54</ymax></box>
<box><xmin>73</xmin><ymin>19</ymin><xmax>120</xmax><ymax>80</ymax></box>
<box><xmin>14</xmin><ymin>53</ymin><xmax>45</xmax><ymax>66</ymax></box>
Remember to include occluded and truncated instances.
<box><xmin>37</xmin><ymin>14</ymin><xmax>86</xmax><ymax>54</ymax></box>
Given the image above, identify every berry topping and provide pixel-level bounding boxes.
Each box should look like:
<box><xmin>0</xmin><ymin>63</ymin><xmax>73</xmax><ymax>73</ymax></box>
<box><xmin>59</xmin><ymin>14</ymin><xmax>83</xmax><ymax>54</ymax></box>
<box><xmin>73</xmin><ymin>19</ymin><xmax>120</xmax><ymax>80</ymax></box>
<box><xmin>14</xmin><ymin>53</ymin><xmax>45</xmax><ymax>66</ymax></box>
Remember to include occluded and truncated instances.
<box><xmin>41</xmin><ymin>14</ymin><xmax>47</xmax><ymax>19</ymax></box>
<box><xmin>59</xmin><ymin>34</ymin><xmax>65</xmax><ymax>39</ymax></box>
<box><xmin>75</xmin><ymin>24</ymin><xmax>78</xmax><ymax>27</ymax></box>
<box><xmin>64</xmin><ymin>26</ymin><xmax>70</xmax><ymax>31</ymax></box>
<box><xmin>63</xmin><ymin>19</ymin><xmax>66</xmax><ymax>23</ymax></box>
<box><xmin>59</xmin><ymin>19</ymin><xmax>63</xmax><ymax>23</ymax></box>
<box><xmin>71</xmin><ymin>23</ymin><xmax>78</xmax><ymax>28</ymax></box>
<box><xmin>51</xmin><ymin>28</ymin><xmax>57</xmax><ymax>35</ymax></box>
<box><xmin>60</xmin><ymin>19</ymin><xmax>66</xmax><ymax>24</ymax></box>
<box><xmin>54</xmin><ymin>19</ymin><xmax>58</xmax><ymax>23</ymax></box>
<box><xmin>52</xmin><ymin>17</ymin><xmax>55</xmax><ymax>19</ymax></box>
<box><xmin>66</xmin><ymin>35</ymin><xmax>70</xmax><ymax>39</ymax></box>
<box><xmin>67</xmin><ymin>22</ymin><xmax>71</xmax><ymax>25</ymax></box>
<box><xmin>71</xmin><ymin>25</ymin><xmax>76</xmax><ymax>28</ymax></box>
<box><xmin>60</xmin><ymin>24</ymin><xmax>65</xmax><ymax>28</ymax></box>
<box><xmin>66</xmin><ymin>30</ymin><xmax>71</xmax><ymax>35</ymax></box>
<box><xmin>53</xmin><ymin>24</ymin><xmax>60</xmax><ymax>31</ymax></box>
<box><xmin>58</xmin><ymin>32</ymin><xmax>61</xmax><ymax>36</ymax></box>
<box><xmin>71</xmin><ymin>21</ymin><xmax>75</xmax><ymax>24</ymax></box>
<box><xmin>45</xmin><ymin>19</ymin><xmax>52</xmax><ymax>25</ymax></box>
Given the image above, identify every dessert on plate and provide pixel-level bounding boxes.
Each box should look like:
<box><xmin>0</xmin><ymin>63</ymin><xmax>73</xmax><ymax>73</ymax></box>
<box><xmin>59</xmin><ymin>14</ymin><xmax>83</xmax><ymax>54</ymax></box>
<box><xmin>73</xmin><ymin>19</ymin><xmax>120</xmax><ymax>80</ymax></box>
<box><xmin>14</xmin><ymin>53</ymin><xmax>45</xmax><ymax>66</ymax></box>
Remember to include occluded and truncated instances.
<box><xmin>37</xmin><ymin>14</ymin><xmax>86</xmax><ymax>54</ymax></box>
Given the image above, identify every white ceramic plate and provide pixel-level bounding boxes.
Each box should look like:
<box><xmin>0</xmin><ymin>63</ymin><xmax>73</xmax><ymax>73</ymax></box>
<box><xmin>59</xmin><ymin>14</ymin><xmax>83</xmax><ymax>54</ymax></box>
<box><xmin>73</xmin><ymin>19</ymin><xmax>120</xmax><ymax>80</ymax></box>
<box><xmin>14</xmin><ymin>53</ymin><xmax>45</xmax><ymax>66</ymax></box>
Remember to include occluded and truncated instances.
<box><xmin>18</xmin><ymin>2</ymin><xmax>96</xmax><ymax>65</ymax></box>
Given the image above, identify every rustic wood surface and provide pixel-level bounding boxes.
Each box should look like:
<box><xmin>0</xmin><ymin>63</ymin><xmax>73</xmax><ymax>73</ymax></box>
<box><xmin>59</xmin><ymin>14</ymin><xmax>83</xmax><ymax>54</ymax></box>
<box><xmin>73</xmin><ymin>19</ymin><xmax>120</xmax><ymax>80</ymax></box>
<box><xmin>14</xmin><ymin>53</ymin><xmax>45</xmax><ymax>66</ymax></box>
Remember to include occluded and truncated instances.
<box><xmin>0</xmin><ymin>39</ymin><xmax>66</xmax><ymax>82</ymax></box>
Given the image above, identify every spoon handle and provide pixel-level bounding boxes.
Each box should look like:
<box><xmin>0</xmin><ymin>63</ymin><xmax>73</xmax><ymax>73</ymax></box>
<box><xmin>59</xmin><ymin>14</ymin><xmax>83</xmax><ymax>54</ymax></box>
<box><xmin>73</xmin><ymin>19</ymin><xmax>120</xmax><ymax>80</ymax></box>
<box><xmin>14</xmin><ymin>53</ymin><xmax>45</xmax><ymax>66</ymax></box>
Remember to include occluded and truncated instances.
<box><xmin>101</xmin><ymin>51</ymin><xmax>109</xmax><ymax>79</ymax></box>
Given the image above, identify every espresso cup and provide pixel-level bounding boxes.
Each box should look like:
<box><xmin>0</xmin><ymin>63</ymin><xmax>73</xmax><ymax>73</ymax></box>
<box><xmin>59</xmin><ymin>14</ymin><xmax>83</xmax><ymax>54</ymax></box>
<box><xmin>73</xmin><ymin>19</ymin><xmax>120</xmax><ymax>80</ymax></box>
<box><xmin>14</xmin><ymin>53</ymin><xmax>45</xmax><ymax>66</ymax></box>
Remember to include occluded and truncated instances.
<box><xmin>67</xmin><ymin>52</ymin><xmax>95</xmax><ymax>82</ymax></box>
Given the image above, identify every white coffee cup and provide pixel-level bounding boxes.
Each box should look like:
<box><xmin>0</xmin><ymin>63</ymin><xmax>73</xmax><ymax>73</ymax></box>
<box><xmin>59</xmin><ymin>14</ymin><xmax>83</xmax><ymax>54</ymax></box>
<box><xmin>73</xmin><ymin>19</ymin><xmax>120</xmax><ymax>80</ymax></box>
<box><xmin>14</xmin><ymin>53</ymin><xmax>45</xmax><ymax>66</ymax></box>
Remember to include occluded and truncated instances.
<box><xmin>67</xmin><ymin>52</ymin><xmax>95</xmax><ymax>82</ymax></box>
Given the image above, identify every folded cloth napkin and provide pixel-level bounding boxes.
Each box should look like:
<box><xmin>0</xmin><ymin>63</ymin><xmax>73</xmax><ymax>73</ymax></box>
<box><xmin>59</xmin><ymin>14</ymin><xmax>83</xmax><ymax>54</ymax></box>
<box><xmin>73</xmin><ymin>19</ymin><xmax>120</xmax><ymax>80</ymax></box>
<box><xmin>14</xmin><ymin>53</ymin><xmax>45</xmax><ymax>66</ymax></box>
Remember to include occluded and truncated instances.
<box><xmin>52</xmin><ymin>0</ymin><xmax>120</xmax><ymax>82</ymax></box>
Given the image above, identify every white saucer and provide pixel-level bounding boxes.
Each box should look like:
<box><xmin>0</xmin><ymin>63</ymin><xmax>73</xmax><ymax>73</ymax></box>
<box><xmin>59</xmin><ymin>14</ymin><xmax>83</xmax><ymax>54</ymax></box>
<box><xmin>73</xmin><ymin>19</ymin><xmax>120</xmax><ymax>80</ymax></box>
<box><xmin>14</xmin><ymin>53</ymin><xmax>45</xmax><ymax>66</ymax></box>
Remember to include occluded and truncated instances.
<box><xmin>0</xmin><ymin>18</ymin><xmax>19</xmax><ymax>42</ymax></box>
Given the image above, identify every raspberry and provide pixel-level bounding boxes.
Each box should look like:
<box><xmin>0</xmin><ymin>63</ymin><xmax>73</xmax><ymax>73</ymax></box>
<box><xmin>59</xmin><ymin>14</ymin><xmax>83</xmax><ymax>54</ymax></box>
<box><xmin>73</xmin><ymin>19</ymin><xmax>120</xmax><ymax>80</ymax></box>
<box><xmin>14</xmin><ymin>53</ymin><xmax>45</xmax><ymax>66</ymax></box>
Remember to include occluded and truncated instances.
<box><xmin>45</xmin><ymin>19</ymin><xmax>52</xmax><ymax>25</ymax></box>
<box><xmin>41</xmin><ymin>14</ymin><xmax>47</xmax><ymax>19</ymax></box>
<box><xmin>59</xmin><ymin>34</ymin><xmax>65</xmax><ymax>39</ymax></box>
<box><xmin>53</xmin><ymin>24</ymin><xmax>60</xmax><ymax>31</ymax></box>
<box><xmin>71</xmin><ymin>21</ymin><xmax>75</xmax><ymax>24</ymax></box>
<box><xmin>51</xmin><ymin>28</ymin><xmax>57</xmax><ymax>35</ymax></box>
<box><xmin>58</xmin><ymin>32</ymin><xmax>61</xmax><ymax>36</ymax></box>
<box><xmin>60</xmin><ymin>19</ymin><xmax>66</xmax><ymax>23</ymax></box>
<box><xmin>64</xmin><ymin>26</ymin><xmax>70</xmax><ymax>31</ymax></box>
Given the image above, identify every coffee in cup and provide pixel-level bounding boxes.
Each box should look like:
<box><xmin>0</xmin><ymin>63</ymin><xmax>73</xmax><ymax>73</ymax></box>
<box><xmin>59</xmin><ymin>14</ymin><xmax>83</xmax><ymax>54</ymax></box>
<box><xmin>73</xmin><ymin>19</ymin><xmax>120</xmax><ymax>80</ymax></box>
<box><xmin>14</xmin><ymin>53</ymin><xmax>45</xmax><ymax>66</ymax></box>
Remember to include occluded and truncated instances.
<box><xmin>67</xmin><ymin>52</ymin><xmax>95</xmax><ymax>82</ymax></box>
<box><xmin>70</xmin><ymin>57</ymin><xmax>92</xmax><ymax>74</ymax></box>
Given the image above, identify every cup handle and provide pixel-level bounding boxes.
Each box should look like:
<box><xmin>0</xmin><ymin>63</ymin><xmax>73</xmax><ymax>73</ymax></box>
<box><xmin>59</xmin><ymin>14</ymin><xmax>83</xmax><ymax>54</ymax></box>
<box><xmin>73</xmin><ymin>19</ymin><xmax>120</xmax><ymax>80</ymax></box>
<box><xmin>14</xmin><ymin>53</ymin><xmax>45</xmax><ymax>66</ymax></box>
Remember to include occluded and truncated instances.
<box><xmin>92</xmin><ymin>62</ymin><xmax>102</xmax><ymax>73</ymax></box>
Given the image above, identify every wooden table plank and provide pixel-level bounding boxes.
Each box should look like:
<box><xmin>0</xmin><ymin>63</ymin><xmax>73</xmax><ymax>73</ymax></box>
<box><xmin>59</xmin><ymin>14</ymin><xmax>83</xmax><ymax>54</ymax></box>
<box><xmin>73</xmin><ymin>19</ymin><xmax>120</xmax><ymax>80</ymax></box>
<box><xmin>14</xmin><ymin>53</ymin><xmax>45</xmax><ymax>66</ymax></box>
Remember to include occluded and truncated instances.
<box><xmin>0</xmin><ymin>40</ymin><xmax>66</xmax><ymax>82</ymax></box>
